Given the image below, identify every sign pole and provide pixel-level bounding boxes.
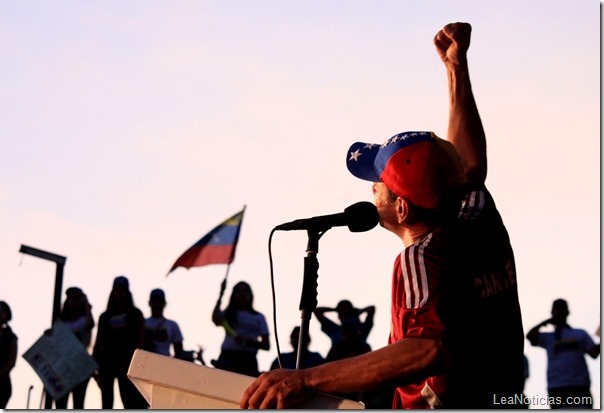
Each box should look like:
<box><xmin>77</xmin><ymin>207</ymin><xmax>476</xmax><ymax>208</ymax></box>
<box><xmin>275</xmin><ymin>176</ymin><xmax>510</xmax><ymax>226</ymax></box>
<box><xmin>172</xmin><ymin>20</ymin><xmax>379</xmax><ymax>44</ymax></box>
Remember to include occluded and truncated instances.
<box><xmin>19</xmin><ymin>244</ymin><xmax>67</xmax><ymax>409</ymax></box>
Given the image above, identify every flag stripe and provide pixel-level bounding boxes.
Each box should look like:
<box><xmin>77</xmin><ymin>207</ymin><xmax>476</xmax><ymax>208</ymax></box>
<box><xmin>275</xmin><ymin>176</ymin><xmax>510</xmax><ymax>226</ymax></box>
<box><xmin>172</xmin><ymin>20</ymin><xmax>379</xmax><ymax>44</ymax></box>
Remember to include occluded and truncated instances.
<box><xmin>168</xmin><ymin>208</ymin><xmax>245</xmax><ymax>274</ymax></box>
<box><xmin>192</xmin><ymin>223</ymin><xmax>241</xmax><ymax>247</ymax></box>
<box><xmin>182</xmin><ymin>244</ymin><xmax>236</xmax><ymax>267</ymax></box>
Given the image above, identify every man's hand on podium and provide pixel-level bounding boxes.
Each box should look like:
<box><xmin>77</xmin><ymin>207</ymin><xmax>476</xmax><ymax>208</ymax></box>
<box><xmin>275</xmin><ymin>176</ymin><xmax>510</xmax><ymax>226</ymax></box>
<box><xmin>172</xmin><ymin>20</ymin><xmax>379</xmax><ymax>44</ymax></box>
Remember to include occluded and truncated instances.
<box><xmin>240</xmin><ymin>368</ymin><xmax>308</xmax><ymax>409</ymax></box>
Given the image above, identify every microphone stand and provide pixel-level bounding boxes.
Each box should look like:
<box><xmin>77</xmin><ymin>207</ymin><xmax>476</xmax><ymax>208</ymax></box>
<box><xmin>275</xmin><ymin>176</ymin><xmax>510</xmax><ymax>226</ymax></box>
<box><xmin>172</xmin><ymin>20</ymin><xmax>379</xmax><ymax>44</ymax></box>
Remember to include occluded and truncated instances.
<box><xmin>296</xmin><ymin>228</ymin><xmax>324</xmax><ymax>370</ymax></box>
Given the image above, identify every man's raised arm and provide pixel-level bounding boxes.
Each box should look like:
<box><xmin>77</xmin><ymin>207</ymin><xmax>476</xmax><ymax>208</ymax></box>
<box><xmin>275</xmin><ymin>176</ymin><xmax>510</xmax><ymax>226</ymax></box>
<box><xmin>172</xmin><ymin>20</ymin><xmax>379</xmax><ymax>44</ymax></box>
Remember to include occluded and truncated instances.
<box><xmin>434</xmin><ymin>22</ymin><xmax>487</xmax><ymax>184</ymax></box>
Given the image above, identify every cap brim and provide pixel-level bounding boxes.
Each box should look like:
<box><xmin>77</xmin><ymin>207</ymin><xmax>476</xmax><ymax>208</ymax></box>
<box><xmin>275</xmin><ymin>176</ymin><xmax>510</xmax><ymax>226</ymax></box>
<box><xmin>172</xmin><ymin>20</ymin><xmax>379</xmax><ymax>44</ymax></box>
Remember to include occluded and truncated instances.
<box><xmin>346</xmin><ymin>142</ymin><xmax>381</xmax><ymax>182</ymax></box>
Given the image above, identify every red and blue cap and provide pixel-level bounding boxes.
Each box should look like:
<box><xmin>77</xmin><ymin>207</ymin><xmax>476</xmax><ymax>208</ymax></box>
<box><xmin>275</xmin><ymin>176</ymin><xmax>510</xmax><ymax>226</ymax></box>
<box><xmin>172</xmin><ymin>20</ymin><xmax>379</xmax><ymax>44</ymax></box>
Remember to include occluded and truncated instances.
<box><xmin>346</xmin><ymin>131</ymin><xmax>465</xmax><ymax>210</ymax></box>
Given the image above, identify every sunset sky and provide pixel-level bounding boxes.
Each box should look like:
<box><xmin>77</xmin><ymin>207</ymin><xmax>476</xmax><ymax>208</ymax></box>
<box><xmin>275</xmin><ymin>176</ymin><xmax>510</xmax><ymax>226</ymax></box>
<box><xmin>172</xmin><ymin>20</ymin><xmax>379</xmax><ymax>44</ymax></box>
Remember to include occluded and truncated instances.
<box><xmin>0</xmin><ymin>0</ymin><xmax>599</xmax><ymax>409</ymax></box>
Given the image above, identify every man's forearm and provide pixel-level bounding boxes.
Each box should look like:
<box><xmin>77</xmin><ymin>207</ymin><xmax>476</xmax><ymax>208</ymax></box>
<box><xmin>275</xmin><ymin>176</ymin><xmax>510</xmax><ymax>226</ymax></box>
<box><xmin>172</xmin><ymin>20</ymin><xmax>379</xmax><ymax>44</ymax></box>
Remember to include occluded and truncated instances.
<box><xmin>304</xmin><ymin>338</ymin><xmax>444</xmax><ymax>394</ymax></box>
<box><xmin>526</xmin><ymin>319</ymin><xmax>549</xmax><ymax>345</ymax></box>
<box><xmin>435</xmin><ymin>22</ymin><xmax>488</xmax><ymax>184</ymax></box>
<box><xmin>446</xmin><ymin>61</ymin><xmax>487</xmax><ymax>184</ymax></box>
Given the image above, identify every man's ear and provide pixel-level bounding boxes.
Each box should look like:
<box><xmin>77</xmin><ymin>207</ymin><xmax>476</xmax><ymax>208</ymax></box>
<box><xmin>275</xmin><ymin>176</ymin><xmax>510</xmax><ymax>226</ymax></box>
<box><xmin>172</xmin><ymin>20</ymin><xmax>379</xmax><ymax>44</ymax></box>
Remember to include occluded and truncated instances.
<box><xmin>395</xmin><ymin>197</ymin><xmax>409</xmax><ymax>224</ymax></box>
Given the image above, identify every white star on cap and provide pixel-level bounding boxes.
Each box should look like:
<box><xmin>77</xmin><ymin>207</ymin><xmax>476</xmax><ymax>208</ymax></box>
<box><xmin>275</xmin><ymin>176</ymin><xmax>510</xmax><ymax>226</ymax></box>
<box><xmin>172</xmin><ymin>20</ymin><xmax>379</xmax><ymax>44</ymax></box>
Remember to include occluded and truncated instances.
<box><xmin>364</xmin><ymin>143</ymin><xmax>378</xmax><ymax>150</ymax></box>
<box><xmin>349</xmin><ymin>149</ymin><xmax>362</xmax><ymax>161</ymax></box>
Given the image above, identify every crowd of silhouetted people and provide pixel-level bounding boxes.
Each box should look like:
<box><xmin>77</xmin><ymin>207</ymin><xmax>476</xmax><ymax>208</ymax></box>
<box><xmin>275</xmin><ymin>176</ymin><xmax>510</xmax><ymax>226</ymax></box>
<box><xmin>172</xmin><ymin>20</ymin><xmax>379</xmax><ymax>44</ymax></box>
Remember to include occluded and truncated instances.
<box><xmin>0</xmin><ymin>276</ymin><xmax>385</xmax><ymax>409</ymax></box>
<box><xmin>0</xmin><ymin>278</ymin><xmax>600</xmax><ymax>409</ymax></box>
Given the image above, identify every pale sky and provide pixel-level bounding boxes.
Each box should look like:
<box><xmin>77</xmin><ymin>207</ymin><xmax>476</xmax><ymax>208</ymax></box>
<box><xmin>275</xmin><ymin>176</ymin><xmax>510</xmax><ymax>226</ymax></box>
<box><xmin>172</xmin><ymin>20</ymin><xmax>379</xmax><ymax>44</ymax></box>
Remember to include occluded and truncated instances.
<box><xmin>0</xmin><ymin>0</ymin><xmax>600</xmax><ymax>409</ymax></box>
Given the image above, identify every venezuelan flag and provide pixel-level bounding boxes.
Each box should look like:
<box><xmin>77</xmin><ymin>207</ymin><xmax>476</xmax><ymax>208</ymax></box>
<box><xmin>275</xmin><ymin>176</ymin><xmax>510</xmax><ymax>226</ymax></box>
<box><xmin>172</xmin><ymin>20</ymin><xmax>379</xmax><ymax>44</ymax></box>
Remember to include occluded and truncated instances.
<box><xmin>168</xmin><ymin>207</ymin><xmax>245</xmax><ymax>274</ymax></box>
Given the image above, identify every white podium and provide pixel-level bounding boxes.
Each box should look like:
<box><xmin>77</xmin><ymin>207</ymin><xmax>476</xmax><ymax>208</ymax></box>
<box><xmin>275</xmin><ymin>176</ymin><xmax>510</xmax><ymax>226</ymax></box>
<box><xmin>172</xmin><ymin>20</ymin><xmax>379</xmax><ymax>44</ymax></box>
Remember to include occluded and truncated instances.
<box><xmin>128</xmin><ymin>349</ymin><xmax>364</xmax><ymax>409</ymax></box>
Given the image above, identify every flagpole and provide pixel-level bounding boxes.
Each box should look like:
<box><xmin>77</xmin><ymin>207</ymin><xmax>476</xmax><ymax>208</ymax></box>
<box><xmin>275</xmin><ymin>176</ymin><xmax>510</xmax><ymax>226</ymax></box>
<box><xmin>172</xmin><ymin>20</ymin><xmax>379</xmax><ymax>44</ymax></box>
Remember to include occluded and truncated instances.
<box><xmin>223</xmin><ymin>262</ymin><xmax>232</xmax><ymax>284</ymax></box>
<box><xmin>218</xmin><ymin>205</ymin><xmax>245</xmax><ymax>337</ymax></box>
<box><xmin>216</xmin><ymin>262</ymin><xmax>231</xmax><ymax>306</ymax></box>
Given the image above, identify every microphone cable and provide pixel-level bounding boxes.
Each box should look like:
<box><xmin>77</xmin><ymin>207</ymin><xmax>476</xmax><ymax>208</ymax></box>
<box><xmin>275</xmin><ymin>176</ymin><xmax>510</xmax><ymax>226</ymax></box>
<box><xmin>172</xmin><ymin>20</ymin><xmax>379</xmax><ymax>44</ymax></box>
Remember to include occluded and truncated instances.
<box><xmin>267</xmin><ymin>227</ymin><xmax>284</xmax><ymax>369</ymax></box>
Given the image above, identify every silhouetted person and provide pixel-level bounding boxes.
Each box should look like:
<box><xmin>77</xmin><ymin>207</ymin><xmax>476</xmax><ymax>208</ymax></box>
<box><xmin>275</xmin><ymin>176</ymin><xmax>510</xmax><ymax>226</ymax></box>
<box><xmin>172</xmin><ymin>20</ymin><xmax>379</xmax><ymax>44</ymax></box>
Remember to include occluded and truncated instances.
<box><xmin>54</xmin><ymin>287</ymin><xmax>95</xmax><ymax>409</ymax></box>
<box><xmin>527</xmin><ymin>299</ymin><xmax>600</xmax><ymax>409</ymax></box>
<box><xmin>270</xmin><ymin>326</ymin><xmax>324</xmax><ymax>370</ymax></box>
<box><xmin>0</xmin><ymin>301</ymin><xmax>17</xmax><ymax>409</ymax></box>
<box><xmin>323</xmin><ymin>320</ymin><xmax>394</xmax><ymax>407</ymax></box>
<box><xmin>144</xmin><ymin>288</ymin><xmax>185</xmax><ymax>359</ymax></box>
<box><xmin>314</xmin><ymin>300</ymin><xmax>375</xmax><ymax>347</ymax></box>
<box><xmin>324</xmin><ymin>320</ymin><xmax>372</xmax><ymax>403</ymax></box>
<box><xmin>93</xmin><ymin>276</ymin><xmax>147</xmax><ymax>409</ymax></box>
<box><xmin>211</xmin><ymin>280</ymin><xmax>269</xmax><ymax>377</ymax></box>
<box><xmin>325</xmin><ymin>320</ymin><xmax>372</xmax><ymax>363</ymax></box>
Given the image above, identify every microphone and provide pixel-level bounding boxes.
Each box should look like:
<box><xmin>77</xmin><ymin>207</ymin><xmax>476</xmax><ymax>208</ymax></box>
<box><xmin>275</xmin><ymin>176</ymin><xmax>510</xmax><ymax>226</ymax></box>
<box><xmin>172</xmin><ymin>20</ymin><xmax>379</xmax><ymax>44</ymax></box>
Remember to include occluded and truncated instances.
<box><xmin>274</xmin><ymin>201</ymin><xmax>380</xmax><ymax>232</ymax></box>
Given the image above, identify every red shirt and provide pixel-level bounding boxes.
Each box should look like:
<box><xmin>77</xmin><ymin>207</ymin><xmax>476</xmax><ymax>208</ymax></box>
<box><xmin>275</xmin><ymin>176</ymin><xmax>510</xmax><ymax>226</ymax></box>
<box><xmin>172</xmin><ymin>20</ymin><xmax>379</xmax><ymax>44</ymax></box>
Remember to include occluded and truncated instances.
<box><xmin>389</xmin><ymin>230</ymin><xmax>451</xmax><ymax>408</ymax></box>
<box><xmin>388</xmin><ymin>184</ymin><xmax>524</xmax><ymax>409</ymax></box>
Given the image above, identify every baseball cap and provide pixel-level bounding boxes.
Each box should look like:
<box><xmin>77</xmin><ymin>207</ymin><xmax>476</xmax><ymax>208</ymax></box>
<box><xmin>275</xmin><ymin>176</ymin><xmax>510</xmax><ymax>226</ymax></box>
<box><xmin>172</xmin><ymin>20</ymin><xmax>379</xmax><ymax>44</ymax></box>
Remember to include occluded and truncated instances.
<box><xmin>113</xmin><ymin>275</ymin><xmax>129</xmax><ymax>289</ymax></box>
<box><xmin>346</xmin><ymin>131</ymin><xmax>465</xmax><ymax>210</ymax></box>
<box><xmin>149</xmin><ymin>288</ymin><xmax>166</xmax><ymax>302</ymax></box>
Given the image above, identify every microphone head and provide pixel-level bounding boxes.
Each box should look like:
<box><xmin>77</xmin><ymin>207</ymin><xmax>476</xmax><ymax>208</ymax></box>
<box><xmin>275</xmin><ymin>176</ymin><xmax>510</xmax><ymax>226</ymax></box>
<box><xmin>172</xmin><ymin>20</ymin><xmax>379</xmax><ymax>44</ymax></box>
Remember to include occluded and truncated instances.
<box><xmin>344</xmin><ymin>201</ymin><xmax>380</xmax><ymax>232</ymax></box>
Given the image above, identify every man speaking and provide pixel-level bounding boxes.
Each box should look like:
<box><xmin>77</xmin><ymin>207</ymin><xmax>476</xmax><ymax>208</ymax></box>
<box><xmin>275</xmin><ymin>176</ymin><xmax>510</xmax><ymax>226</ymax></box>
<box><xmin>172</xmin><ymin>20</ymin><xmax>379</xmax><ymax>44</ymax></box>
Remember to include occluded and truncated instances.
<box><xmin>241</xmin><ymin>22</ymin><xmax>524</xmax><ymax>409</ymax></box>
